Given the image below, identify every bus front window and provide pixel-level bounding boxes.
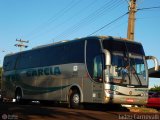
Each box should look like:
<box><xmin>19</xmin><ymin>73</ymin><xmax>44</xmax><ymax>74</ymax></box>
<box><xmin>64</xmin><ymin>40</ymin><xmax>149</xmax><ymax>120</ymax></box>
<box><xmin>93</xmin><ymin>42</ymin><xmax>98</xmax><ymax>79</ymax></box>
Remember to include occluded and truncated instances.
<box><xmin>130</xmin><ymin>55</ymin><xmax>147</xmax><ymax>85</ymax></box>
<box><xmin>109</xmin><ymin>52</ymin><xmax>147</xmax><ymax>86</ymax></box>
<box><xmin>102</xmin><ymin>39</ymin><xmax>148</xmax><ymax>86</ymax></box>
<box><xmin>109</xmin><ymin>52</ymin><xmax>129</xmax><ymax>84</ymax></box>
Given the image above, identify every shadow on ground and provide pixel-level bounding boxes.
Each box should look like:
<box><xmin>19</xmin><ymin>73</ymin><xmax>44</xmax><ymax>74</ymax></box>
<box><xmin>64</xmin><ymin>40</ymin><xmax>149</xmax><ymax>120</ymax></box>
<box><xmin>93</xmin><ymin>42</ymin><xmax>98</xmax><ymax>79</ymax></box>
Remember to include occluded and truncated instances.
<box><xmin>0</xmin><ymin>101</ymin><xmax>129</xmax><ymax>120</ymax></box>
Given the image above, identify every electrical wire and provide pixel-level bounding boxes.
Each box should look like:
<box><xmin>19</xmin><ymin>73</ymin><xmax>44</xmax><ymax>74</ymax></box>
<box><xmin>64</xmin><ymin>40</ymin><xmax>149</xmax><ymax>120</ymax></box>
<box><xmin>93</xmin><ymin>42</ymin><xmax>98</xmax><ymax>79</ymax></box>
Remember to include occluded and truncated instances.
<box><xmin>137</xmin><ymin>6</ymin><xmax>160</xmax><ymax>11</ymax></box>
<box><xmin>89</xmin><ymin>5</ymin><xmax>160</xmax><ymax>36</ymax></box>
<box><xmin>31</xmin><ymin>0</ymin><xmax>98</xmax><ymax>41</ymax></box>
<box><xmin>136</xmin><ymin>16</ymin><xmax>160</xmax><ymax>20</ymax></box>
<box><xmin>53</xmin><ymin>0</ymin><xmax>123</xmax><ymax>40</ymax></box>
<box><xmin>22</xmin><ymin>1</ymin><xmax>160</xmax><ymax>42</ymax></box>
<box><xmin>89</xmin><ymin>12</ymin><xmax>129</xmax><ymax>36</ymax></box>
<box><xmin>123</xmin><ymin>0</ymin><xmax>129</xmax><ymax>5</ymax></box>
<box><xmin>55</xmin><ymin>0</ymin><xmax>121</xmax><ymax>39</ymax></box>
<box><xmin>23</xmin><ymin>0</ymin><xmax>81</xmax><ymax>39</ymax></box>
<box><xmin>63</xmin><ymin>1</ymin><xmax>123</xmax><ymax>39</ymax></box>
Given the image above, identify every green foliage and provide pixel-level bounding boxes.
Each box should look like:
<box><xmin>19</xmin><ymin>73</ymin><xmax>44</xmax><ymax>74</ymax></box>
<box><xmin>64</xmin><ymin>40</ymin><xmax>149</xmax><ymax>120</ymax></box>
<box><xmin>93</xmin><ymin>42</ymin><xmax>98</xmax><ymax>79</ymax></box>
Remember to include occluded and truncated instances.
<box><xmin>149</xmin><ymin>85</ymin><xmax>160</xmax><ymax>92</ymax></box>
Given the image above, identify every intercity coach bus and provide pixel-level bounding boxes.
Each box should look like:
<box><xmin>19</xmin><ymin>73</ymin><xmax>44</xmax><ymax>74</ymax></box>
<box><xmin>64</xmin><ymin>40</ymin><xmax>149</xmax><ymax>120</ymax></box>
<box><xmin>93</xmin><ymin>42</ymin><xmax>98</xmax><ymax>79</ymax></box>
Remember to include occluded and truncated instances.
<box><xmin>1</xmin><ymin>36</ymin><xmax>159</xmax><ymax>108</ymax></box>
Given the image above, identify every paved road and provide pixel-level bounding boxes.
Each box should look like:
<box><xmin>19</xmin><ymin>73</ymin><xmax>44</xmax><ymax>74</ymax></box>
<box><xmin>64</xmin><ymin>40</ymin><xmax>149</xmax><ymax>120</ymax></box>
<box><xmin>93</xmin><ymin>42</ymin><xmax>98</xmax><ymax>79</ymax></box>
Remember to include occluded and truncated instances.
<box><xmin>0</xmin><ymin>102</ymin><xmax>160</xmax><ymax>120</ymax></box>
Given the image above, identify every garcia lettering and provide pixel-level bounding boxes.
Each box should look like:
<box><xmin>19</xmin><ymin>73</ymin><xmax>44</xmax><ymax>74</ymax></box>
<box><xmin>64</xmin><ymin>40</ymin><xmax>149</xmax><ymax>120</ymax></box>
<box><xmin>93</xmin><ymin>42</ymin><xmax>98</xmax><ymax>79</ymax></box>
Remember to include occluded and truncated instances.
<box><xmin>26</xmin><ymin>67</ymin><xmax>61</xmax><ymax>77</ymax></box>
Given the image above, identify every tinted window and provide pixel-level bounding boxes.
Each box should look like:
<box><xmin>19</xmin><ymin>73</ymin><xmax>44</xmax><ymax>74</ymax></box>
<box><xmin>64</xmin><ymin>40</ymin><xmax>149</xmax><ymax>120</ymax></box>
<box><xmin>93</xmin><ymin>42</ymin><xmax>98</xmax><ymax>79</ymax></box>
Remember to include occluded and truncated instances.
<box><xmin>103</xmin><ymin>40</ymin><xmax>126</xmax><ymax>52</ymax></box>
<box><xmin>3</xmin><ymin>54</ymin><xmax>18</xmax><ymax>71</ymax></box>
<box><xmin>16</xmin><ymin>49</ymin><xmax>42</xmax><ymax>69</ymax></box>
<box><xmin>14</xmin><ymin>40</ymin><xmax>85</xmax><ymax>70</ymax></box>
<box><xmin>86</xmin><ymin>38</ymin><xmax>103</xmax><ymax>81</ymax></box>
<box><xmin>126</xmin><ymin>42</ymin><xmax>145</xmax><ymax>55</ymax></box>
<box><xmin>93</xmin><ymin>55</ymin><xmax>104</xmax><ymax>82</ymax></box>
<box><xmin>103</xmin><ymin>39</ymin><xmax>145</xmax><ymax>55</ymax></box>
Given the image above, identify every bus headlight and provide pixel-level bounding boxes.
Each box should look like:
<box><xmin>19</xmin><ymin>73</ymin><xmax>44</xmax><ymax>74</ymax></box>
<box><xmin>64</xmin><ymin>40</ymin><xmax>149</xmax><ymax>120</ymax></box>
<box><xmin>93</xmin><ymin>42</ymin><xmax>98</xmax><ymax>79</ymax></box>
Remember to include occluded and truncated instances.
<box><xmin>105</xmin><ymin>90</ymin><xmax>118</xmax><ymax>95</ymax></box>
<box><xmin>141</xmin><ymin>93</ymin><xmax>144</xmax><ymax>97</ymax></box>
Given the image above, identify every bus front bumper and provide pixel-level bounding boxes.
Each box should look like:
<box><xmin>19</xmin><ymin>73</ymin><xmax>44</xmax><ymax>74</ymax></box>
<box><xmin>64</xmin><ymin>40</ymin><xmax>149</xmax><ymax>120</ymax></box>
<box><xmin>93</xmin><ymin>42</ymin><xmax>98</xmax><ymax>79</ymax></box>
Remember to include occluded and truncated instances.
<box><xmin>104</xmin><ymin>95</ymin><xmax>148</xmax><ymax>105</ymax></box>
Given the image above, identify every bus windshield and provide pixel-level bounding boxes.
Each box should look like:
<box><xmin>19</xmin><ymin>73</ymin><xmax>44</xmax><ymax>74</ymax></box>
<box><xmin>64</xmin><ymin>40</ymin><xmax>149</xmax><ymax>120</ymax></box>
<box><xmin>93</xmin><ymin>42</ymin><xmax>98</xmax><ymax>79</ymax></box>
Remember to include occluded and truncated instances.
<box><xmin>103</xmin><ymin>39</ymin><xmax>148</xmax><ymax>87</ymax></box>
<box><xmin>110</xmin><ymin>52</ymin><xmax>147</xmax><ymax>86</ymax></box>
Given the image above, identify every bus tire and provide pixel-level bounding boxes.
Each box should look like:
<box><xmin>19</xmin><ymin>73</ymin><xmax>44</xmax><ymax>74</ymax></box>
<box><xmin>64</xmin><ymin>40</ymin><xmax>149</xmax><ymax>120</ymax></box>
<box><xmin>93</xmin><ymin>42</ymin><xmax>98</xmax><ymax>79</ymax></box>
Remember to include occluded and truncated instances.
<box><xmin>69</xmin><ymin>90</ymin><xmax>80</xmax><ymax>109</ymax></box>
<box><xmin>15</xmin><ymin>89</ymin><xmax>23</xmax><ymax>104</ymax></box>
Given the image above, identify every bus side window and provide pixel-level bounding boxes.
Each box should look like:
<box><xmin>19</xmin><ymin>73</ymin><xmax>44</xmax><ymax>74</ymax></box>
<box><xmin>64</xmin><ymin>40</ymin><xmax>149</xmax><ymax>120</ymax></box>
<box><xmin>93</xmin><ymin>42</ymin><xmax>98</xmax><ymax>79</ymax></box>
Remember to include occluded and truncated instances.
<box><xmin>3</xmin><ymin>61</ymin><xmax>10</xmax><ymax>71</ymax></box>
<box><xmin>93</xmin><ymin>55</ymin><xmax>103</xmax><ymax>82</ymax></box>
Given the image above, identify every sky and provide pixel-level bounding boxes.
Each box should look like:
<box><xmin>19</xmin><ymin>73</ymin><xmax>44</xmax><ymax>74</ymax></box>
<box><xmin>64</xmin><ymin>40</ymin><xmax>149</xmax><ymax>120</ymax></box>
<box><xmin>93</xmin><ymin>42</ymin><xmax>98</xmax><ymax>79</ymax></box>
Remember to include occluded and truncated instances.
<box><xmin>0</xmin><ymin>0</ymin><xmax>160</xmax><ymax>87</ymax></box>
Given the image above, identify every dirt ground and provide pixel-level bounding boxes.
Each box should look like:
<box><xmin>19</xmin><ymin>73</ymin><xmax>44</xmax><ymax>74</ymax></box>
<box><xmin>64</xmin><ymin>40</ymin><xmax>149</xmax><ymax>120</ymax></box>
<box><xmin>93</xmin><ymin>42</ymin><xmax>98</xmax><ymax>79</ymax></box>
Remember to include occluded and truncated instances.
<box><xmin>0</xmin><ymin>102</ymin><xmax>160</xmax><ymax>120</ymax></box>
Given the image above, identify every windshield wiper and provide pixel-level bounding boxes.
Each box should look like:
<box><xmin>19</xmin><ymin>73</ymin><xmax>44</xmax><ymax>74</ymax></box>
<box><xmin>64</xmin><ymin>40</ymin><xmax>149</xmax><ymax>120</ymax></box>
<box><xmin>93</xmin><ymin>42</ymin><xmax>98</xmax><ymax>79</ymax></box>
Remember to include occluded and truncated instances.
<box><xmin>131</xmin><ymin>66</ymin><xmax>142</xmax><ymax>86</ymax></box>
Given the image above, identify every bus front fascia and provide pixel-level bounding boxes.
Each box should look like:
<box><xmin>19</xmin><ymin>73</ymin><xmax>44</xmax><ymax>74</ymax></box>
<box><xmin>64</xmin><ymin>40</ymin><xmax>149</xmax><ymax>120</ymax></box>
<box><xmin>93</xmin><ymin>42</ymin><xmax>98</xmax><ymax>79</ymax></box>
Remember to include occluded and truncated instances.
<box><xmin>145</xmin><ymin>56</ymin><xmax>159</xmax><ymax>71</ymax></box>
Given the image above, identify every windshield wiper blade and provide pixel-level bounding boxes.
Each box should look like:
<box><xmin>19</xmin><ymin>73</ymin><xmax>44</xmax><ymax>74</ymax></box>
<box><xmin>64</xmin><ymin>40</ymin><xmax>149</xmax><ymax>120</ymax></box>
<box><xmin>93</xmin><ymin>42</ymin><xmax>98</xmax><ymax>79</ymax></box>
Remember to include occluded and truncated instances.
<box><xmin>132</xmin><ymin>66</ymin><xmax>142</xmax><ymax>86</ymax></box>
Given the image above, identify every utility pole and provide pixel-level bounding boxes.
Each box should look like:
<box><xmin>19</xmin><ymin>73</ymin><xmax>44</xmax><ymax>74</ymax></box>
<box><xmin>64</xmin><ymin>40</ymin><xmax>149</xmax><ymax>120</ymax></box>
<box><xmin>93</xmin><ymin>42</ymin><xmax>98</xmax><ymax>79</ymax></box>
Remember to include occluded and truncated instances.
<box><xmin>15</xmin><ymin>39</ymin><xmax>29</xmax><ymax>51</ymax></box>
<box><xmin>127</xmin><ymin>0</ymin><xmax>137</xmax><ymax>41</ymax></box>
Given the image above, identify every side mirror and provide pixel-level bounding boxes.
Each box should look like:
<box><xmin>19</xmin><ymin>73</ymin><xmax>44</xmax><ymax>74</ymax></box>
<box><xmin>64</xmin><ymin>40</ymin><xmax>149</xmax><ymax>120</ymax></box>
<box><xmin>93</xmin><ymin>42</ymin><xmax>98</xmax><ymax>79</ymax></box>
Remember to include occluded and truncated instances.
<box><xmin>145</xmin><ymin>56</ymin><xmax>159</xmax><ymax>71</ymax></box>
<box><xmin>103</xmin><ymin>49</ymin><xmax>111</xmax><ymax>66</ymax></box>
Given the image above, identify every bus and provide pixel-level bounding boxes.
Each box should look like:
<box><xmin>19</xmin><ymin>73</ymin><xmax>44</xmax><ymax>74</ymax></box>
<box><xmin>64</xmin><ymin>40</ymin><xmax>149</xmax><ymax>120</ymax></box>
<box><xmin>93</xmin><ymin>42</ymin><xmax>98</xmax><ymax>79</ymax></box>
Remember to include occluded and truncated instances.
<box><xmin>1</xmin><ymin>36</ymin><xmax>159</xmax><ymax>108</ymax></box>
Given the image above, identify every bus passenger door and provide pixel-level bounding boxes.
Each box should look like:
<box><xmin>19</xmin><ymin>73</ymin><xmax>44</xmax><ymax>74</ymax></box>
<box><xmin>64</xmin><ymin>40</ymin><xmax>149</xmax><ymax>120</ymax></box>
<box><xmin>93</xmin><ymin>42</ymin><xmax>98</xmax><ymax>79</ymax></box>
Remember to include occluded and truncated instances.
<box><xmin>92</xmin><ymin>82</ymin><xmax>103</xmax><ymax>103</ymax></box>
<box><xmin>85</xmin><ymin>39</ymin><xmax>104</xmax><ymax>103</ymax></box>
<box><xmin>92</xmin><ymin>55</ymin><xmax>104</xmax><ymax>103</ymax></box>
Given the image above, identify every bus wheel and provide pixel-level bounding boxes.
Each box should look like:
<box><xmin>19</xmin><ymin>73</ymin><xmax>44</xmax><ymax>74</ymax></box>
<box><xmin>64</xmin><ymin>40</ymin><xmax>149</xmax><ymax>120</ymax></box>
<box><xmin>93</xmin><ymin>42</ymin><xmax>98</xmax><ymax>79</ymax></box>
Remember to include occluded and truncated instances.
<box><xmin>69</xmin><ymin>90</ymin><xmax>80</xmax><ymax>109</ymax></box>
<box><xmin>15</xmin><ymin>89</ymin><xmax>22</xmax><ymax>104</ymax></box>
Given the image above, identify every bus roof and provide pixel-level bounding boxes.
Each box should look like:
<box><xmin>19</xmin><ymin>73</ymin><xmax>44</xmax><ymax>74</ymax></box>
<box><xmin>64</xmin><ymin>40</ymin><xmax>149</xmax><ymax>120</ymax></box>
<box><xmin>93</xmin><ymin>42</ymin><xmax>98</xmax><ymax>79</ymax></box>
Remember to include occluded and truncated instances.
<box><xmin>4</xmin><ymin>36</ymin><xmax>142</xmax><ymax>57</ymax></box>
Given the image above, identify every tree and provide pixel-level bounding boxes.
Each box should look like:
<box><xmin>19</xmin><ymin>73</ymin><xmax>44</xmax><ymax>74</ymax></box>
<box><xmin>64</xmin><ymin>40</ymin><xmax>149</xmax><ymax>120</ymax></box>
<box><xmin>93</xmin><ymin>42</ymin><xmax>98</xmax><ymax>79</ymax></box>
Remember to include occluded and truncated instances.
<box><xmin>149</xmin><ymin>85</ymin><xmax>160</xmax><ymax>92</ymax></box>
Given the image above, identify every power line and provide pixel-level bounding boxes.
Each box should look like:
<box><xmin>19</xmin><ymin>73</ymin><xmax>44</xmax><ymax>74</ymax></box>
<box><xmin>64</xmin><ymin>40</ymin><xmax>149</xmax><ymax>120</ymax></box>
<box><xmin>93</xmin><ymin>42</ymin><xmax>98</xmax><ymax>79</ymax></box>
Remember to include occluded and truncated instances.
<box><xmin>137</xmin><ymin>6</ymin><xmax>160</xmax><ymax>11</ymax></box>
<box><xmin>136</xmin><ymin>16</ymin><xmax>160</xmax><ymax>19</ymax></box>
<box><xmin>96</xmin><ymin>5</ymin><xmax>160</xmax><ymax>40</ymax></box>
<box><xmin>64</xmin><ymin>1</ymin><xmax>123</xmax><ymax>39</ymax></box>
<box><xmin>23</xmin><ymin>0</ymin><xmax>81</xmax><ymax>39</ymax></box>
<box><xmin>123</xmin><ymin>0</ymin><xmax>129</xmax><ymax>5</ymax></box>
<box><xmin>55</xmin><ymin>0</ymin><xmax>122</xmax><ymax>40</ymax></box>
<box><xmin>89</xmin><ymin>12</ymin><xmax>129</xmax><ymax>36</ymax></box>
<box><xmin>21</xmin><ymin>1</ymin><xmax>160</xmax><ymax>42</ymax></box>
<box><xmin>31</xmin><ymin>0</ymin><xmax>97</xmax><ymax>41</ymax></box>
<box><xmin>54</xmin><ymin>0</ymin><xmax>123</xmax><ymax>40</ymax></box>
<box><xmin>24</xmin><ymin>0</ymin><xmax>125</xmax><ymax>42</ymax></box>
<box><xmin>105</xmin><ymin>20</ymin><xmax>128</xmax><ymax>35</ymax></box>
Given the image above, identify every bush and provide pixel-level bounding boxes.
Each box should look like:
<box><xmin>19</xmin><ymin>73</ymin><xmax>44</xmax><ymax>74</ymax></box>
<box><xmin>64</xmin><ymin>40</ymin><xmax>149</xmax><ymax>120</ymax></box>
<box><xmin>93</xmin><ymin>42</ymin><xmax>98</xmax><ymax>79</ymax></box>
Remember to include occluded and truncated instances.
<box><xmin>149</xmin><ymin>85</ymin><xmax>160</xmax><ymax>92</ymax></box>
